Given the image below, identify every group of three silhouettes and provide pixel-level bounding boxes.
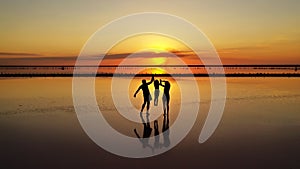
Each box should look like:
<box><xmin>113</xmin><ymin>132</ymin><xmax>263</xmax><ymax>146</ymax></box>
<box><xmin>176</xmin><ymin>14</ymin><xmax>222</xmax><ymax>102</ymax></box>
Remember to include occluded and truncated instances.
<box><xmin>133</xmin><ymin>75</ymin><xmax>171</xmax><ymax>149</ymax></box>
<box><xmin>134</xmin><ymin>75</ymin><xmax>171</xmax><ymax>115</ymax></box>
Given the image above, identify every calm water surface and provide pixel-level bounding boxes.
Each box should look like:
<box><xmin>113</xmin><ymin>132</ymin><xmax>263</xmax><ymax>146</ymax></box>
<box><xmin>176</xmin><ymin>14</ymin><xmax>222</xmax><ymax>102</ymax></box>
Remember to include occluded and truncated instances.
<box><xmin>0</xmin><ymin>77</ymin><xmax>299</xmax><ymax>169</ymax></box>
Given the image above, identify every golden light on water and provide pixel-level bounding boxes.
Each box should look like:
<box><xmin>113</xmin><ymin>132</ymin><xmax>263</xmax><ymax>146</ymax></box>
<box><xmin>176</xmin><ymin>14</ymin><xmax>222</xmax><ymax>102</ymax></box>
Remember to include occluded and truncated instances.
<box><xmin>152</xmin><ymin>68</ymin><xmax>167</xmax><ymax>74</ymax></box>
<box><xmin>138</xmin><ymin>68</ymin><xmax>167</xmax><ymax>75</ymax></box>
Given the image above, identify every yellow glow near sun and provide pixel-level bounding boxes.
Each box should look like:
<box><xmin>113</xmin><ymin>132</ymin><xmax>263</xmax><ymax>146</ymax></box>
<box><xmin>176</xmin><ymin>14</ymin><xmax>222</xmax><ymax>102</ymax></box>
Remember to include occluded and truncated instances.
<box><xmin>150</xmin><ymin>57</ymin><xmax>166</xmax><ymax>65</ymax></box>
<box><xmin>148</xmin><ymin>41</ymin><xmax>173</xmax><ymax>53</ymax></box>
<box><xmin>140</xmin><ymin>68</ymin><xmax>166</xmax><ymax>74</ymax></box>
<box><xmin>108</xmin><ymin>34</ymin><xmax>189</xmax><ymax>54</ymax></box>
<box><xmin>152</xmin><ymin>68</ymin><xmax>166</xmax><ymax>74</ymax></box>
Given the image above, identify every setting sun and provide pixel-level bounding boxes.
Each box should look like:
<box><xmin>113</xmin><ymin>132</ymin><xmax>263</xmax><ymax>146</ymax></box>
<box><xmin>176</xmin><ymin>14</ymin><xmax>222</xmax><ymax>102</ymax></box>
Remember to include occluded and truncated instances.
<box><xmin>138</xmin><ymin>68</ymin><xmax>167</xmax><ymax>74</ymax></box>
<box><xmin>152</xmin><ymin>68</ymin><xmax>167</xmax><ymax>74</ymax></box>
<box><xmin>147</xmin><ymin>41</ymin><xmax>176</xmax><ymax>53</ymax></box>
<box><xmin>1</xmin><ymin>1</ymin><xmax>300</xmax><ymax>168</ymax></box>
<box><xmin>108</xmin><ymin>34</ymin><xmax>189</xmax><ymax>54</ymax></box>
<box><xmin>149</xmin><ymin>57</ymin><xmax>166</xmax><ymax>65</ymax></box>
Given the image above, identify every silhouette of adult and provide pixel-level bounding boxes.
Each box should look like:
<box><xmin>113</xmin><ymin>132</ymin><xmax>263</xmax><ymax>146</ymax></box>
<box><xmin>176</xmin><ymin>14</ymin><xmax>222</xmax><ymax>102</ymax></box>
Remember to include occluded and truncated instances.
<box><xmin>160</xmin><ymin>79</ymin><xmax>171</xmax><ymax>115</ymax></box>
<box><xmin>134</xmin><ymin>75</ymin><xmax>154</xmax><ymax>113</ymax></box>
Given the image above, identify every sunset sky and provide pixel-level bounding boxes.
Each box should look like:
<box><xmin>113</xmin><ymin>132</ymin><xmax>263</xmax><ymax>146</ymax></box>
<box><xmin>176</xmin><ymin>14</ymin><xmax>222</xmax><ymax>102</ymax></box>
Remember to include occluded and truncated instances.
<box><xmin>1</xmin><ymin>0</ymin><xmax>299</xmax><ymax>65</ymax></box>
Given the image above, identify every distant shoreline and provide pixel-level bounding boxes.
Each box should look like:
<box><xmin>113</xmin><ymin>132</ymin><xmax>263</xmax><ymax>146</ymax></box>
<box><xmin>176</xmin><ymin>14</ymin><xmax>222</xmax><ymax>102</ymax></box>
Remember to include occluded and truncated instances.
<box><xmin>0</xmin><ymin>64</ymin><xmax>299</xmax><ymax>68</ymax></box>
<box><xmin>1</xmin><ymin>73</ymin><xmax>299</xmax><ymax>77</ymax></box>
<box><xmin>1</xmin><ymin>64</ymin><xmax>299</xmax><ymax>77</ymax></box>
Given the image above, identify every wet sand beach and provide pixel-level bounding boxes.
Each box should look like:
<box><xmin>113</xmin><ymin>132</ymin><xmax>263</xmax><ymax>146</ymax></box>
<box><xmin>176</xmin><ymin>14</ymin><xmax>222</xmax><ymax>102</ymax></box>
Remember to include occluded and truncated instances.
<box><xmin>0</xmin><ymin>77</ymin><xmax>299</xmax><ymax>169</ymax></box>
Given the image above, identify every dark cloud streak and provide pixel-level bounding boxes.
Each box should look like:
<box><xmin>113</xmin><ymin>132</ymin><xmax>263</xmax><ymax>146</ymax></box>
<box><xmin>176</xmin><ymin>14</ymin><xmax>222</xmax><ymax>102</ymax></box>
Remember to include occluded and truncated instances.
<box><xmin>0</xmin><ymin>52</ymin><xmax>43</xmax><ymax>56</ymax></box>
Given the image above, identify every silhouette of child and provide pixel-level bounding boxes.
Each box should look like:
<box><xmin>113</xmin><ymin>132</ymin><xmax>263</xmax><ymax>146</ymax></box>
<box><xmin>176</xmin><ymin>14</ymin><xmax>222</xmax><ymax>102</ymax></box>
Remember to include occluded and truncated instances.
<box><xmin>153</xmin><ymin>79</ymin><xmax>160</xmax><ymax>106</ymax></box>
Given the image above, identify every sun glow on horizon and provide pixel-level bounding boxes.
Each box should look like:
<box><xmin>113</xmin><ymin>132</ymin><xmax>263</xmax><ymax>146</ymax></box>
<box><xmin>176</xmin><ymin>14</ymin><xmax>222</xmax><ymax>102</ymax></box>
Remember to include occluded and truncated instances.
<box><xmin>149</xmin><ymin>56</ymin><xmax>166</xmax><ymax>65</ymax></box>
<box><xmin>152</xmin><ymin>68</ymin><xmax>167</xmax><ymax>74</ymax></box>
<box><xmin>1</xmin><ymin>1</ymin><xmax>300</xmax><ymax>65</ymax></box>
<box><xmin>108</xmin><ymin>34</ymin><xmax>189</xmax><ymax>54</ymax></box>
<box><xmin>101</xmin><ymin>34</ymin><xmax>195</xmax><ymax>65</ymax></box>
<box><xmin>139</xmin><ymin>68</ymin><xmax>167</xmax><ymax>74</ymax></box>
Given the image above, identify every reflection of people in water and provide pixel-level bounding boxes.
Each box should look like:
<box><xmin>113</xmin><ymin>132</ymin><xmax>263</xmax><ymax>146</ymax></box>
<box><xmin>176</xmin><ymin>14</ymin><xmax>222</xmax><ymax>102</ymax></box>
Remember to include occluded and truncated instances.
<box><xmin>153</xmin><ymin>114</ymin><xmax>170</xmax><ymax>149</ymax></box>
<box><xmin>134</xmin><ymin>75</ymin><xmax>154</xmax><ymax>113</ymax></box>
<box><xmin>153</xmin><ymin>80</ymin><xmax>160</xmax><ymax>106</ymax></box>
<box><xmin>134</xmin><ymin>113</ymin><xmax>153</xmax><ymax>149</ymax></box>
<box><xmin>160</xmin><ymin>79</ymin><xmax>171</xmax><ymax>115</ymax></box>
<box><xmin>134</xmin><ymin>114</ymin><xmax>170</xmax><ymax>150</ymax></box>
<box><xmin>162</xmin><ymin>113</ymin><xmax>170</xmax><ymax>147</ymax></box>
<box><xmin>154</xmin><ymin>120</ymin><xmax>160</xmax><ymax>149</ymax></box>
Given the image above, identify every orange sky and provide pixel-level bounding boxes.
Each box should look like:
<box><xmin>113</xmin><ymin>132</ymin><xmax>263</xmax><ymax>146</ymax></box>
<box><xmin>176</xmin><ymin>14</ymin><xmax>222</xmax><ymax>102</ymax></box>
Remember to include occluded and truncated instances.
<box><xmin>0</xmin><ymin>0</ymin><xmax>299</xmax><ymax>65</ymax></box>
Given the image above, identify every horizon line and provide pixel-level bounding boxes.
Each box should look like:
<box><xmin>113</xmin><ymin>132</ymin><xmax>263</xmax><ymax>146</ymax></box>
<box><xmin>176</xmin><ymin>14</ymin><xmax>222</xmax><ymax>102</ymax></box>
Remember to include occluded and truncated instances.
<box><xmin>0</xmin><ymin>64</ymin><xmax>299</xmax><ymax>68</ymax></box>
<box><xmin>1</xmin><ymin>73</ymin><xmax>299</xmax><ymax>78</ymax></box>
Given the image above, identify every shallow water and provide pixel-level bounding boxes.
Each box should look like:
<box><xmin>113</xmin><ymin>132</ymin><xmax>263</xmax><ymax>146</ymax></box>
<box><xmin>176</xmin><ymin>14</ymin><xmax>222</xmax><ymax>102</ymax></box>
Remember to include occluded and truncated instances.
<box><xmin>0</xmin><ymin>77</ymin><xmax>299</xmax><ymax>168</ymax></box>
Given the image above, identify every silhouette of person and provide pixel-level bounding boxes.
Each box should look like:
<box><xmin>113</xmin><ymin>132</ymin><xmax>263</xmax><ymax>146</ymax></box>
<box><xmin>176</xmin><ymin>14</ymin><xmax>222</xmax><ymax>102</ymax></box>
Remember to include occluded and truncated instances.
<box><xmin>160</xmin><ymin>79</ymin><xmax>171</xmax><ymax>115</ymax></box>
<box><xmin>153</xmin><ymin>79</ymin><xmax>160</xmax><ymax>106</ymax></box>
<box><xmin>134</xmin><ymin>113</ymin><xmax>153</xmax><ymax>149</ymax></box>
<box><xmin>134</xmin><ymin>75</ymin><xmax>154</xmax><ymax>113</ymax></box>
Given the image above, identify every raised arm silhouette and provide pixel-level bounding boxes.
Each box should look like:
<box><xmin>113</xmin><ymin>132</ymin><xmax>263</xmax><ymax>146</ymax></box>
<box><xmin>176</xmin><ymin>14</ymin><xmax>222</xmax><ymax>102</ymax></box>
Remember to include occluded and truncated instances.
<box><xmin>134</xmin><ymin>75</ymin><xmax>154</xmax><ymax>114</ymax></box>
